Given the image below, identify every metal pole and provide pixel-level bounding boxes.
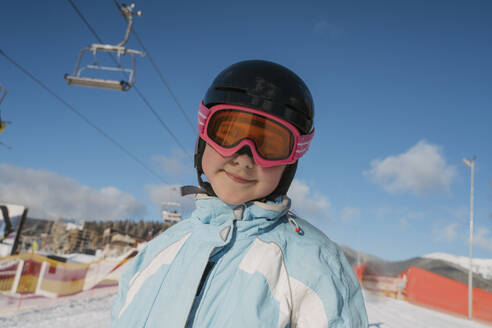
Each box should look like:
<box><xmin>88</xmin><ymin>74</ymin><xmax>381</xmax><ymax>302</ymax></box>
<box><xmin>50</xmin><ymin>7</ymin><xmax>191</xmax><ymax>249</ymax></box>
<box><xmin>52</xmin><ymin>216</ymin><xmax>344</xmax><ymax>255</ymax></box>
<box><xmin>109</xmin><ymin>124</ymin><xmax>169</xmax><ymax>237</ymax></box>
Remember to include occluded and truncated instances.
<box><xmin>463</xmin><ymin>156</ymin><xmax>476</xmax><ymax>319</ymax></box>
<box><xmin>356</xmin><ymin>227</ymin><xmax>361</xmax><ymax>267</ymax></box>
<box><xmin>468</xmin><ymin>159</ymin><xmax>475</xmax><ymax>319</ymax></box>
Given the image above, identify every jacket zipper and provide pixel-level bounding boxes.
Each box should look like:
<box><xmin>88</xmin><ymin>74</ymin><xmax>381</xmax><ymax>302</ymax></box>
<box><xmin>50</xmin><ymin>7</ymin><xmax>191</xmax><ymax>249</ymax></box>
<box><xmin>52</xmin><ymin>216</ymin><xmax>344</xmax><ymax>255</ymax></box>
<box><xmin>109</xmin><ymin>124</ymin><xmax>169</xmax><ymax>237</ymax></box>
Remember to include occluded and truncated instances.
<box><xmin>186</xmin><ymin>252</ymin><xmax>225</xmax><ymax>327</ymax></box>
<box><xmin>188</xmin><ymin>208</ymin><xmax>243</xmax><ymax>327</ymax></box>
<box><xmin>183</xmin><ymin>248</ymin><xmax>216</xmax><ymax>327</ymax></box>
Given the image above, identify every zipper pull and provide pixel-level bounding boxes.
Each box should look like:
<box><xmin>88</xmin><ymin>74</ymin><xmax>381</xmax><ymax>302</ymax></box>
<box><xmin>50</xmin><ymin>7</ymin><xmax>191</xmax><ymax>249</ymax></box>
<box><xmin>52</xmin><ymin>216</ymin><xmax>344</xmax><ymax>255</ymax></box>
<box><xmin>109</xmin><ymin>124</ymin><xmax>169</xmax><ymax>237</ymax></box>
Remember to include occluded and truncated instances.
<box><xmin>288</xmin><ymin>216</ymin><xmax>301</xmax><ymax>234</ymax></box>
<box><xmin>233</xmin><ymin>205</ymin><xmax>244</xmax><ymax>221</ymax></box>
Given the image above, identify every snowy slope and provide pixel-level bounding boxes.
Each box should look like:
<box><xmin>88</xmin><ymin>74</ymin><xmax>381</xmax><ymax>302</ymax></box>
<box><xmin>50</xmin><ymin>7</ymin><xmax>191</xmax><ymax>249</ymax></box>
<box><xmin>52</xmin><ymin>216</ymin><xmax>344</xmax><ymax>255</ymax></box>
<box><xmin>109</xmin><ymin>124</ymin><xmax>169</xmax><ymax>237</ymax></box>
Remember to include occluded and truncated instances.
<box><xmin>0</xmin><ymin>287</ymin><xmax>117</xmax><ymax>328</ymax></box>
<box><xmin>1</xmin><ymin>288</ymin><xmax>491</xmax><ymax>328</ymax></box>
<box><xmin>424</xmin><ymin>253</ymin><xmax>492</xmax><ymax>280</ymax></box>
<box><xmin>364</xmin><ymin>291</ymin><xmax>490</xmax><ymax>328</ymax></box>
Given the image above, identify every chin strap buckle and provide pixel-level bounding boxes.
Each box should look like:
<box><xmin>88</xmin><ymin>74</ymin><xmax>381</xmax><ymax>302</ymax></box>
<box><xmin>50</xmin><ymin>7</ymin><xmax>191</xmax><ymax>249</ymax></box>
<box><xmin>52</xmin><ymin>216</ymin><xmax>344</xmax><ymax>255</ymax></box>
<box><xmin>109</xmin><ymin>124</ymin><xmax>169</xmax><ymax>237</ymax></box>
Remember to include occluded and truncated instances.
<box><xmin>180</xmin><ymin>185</ymin><xmax>209</xmax><ymax>196</ymax></box>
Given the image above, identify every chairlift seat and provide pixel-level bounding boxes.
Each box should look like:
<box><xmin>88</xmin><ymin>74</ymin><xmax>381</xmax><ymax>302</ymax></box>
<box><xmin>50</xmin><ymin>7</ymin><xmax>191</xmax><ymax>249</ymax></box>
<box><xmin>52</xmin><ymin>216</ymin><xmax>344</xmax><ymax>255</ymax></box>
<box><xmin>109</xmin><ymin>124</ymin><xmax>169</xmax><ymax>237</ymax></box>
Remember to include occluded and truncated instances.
<box><xmin>90</xmin><ymin>44</ymin><xmax>126</xmax><ymax>54</ymax></box>
<box><xmin>65</xmin><ymin>74</ymin><xmax>130</xmax><ymax>91</ymax></box>
<box><xmin>65</xmin><ymin>45</ymin><xmax>143</xmax><ymax>91</ymax></box>
<box><xmin>65</xmin><ymin>2</ymin><xmax>145</xmax><ymax>92</ymax></box>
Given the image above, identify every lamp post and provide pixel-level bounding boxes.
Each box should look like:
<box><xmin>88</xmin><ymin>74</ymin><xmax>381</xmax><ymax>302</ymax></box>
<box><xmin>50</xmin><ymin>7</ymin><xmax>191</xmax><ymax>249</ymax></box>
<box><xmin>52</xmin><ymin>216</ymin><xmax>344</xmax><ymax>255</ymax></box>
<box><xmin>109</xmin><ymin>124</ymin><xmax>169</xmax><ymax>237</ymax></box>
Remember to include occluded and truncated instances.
<box><xmin>356</xmin><ymin>227</ymin><xmax>361</xmax><ymax>267</ymax></box>
<box><xmin>462</xmin><ymin>156</ymin><xmax>476</xmax><ymax>319</ymax></box>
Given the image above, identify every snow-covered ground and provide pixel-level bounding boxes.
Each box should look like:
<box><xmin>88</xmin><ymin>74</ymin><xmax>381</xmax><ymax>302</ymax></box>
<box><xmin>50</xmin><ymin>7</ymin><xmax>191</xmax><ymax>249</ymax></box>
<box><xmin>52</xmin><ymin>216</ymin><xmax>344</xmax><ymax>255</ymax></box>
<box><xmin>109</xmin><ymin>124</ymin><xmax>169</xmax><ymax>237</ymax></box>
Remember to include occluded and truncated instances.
<box><xmin>1</xmin><ymin>288</ymin><xmax>490</xmax><ymax>327</ymax></box>
<box><xmin>364</xmin><ymin>291</ymin><xmax>490</xmax><ymax>328</ymax></box>
<box><xmin>424</xmin><ymin>253</ymin><xmax>492</xmax><ymax>280</ymax></box>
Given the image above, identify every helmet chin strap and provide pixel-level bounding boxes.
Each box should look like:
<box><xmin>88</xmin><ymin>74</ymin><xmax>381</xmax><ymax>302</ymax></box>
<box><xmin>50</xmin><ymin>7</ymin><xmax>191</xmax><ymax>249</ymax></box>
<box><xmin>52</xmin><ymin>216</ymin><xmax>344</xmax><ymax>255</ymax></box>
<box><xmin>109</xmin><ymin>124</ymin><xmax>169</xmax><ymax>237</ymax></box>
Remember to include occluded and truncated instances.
<box><xmin>266</xmin><ymin>161</ymin><xmax>297</xmax><ymax>201</ymax></box>
<box><xmin>190</xmin><ymin>137</ymin><xmax>216</xmax><ymax>197</ymax></box>
<box><xmin>196</xmin><ymin>170</ymin><xmax>216</xmax><ymax>197</ymax></box>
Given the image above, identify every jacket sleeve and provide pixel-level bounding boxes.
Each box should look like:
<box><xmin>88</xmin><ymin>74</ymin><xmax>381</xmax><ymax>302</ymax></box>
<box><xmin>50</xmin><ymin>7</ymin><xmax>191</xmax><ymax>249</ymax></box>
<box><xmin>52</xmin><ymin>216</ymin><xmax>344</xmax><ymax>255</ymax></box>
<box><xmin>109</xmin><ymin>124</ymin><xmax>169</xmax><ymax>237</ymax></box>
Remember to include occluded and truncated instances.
<box><xmin>111</xmin><ymin>245</ymin><xmax>149</xmax><ymax>327</ymax></box>
<box><xmin>110</xmin><ymin>225</ymin><xmax>189</xmax><ymax>327</ymax></box>
<box><xmin>289</xmin><ymin>243</ymin><xmax>368</xmax><ymax>328</ymax></box>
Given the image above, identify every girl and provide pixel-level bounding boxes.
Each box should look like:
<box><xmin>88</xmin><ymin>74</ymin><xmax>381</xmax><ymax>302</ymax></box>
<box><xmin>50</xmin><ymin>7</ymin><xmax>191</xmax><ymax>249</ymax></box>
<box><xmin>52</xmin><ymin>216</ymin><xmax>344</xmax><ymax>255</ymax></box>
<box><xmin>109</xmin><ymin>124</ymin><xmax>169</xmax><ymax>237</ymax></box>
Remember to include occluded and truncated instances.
<box><xmin>112</xmin><ymin>60</ymin><xmax>368</xmax><ymax>327</ymax></box>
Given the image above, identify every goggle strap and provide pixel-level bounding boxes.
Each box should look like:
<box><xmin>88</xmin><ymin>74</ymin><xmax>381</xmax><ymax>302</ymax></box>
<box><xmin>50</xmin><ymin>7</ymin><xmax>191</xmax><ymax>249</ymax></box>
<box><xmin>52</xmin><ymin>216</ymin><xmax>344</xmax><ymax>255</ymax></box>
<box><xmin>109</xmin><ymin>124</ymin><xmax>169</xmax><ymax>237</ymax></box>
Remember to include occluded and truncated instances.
<box><xmin>294</xmin><ymin>130</ymin><xmax>314</xmax><ymax>159</ymax></box>
<box><xmin>198</xmin><ymin>103</ymin><xmax>210</xmax><ymax>134</ymax></box>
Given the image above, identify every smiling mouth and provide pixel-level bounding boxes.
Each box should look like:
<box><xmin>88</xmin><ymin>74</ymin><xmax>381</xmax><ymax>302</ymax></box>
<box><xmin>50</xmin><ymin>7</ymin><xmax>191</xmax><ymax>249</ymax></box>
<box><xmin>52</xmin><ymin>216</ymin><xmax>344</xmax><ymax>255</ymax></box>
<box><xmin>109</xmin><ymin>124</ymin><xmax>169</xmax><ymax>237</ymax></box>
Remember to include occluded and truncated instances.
<box><xmin>224</xmin><ymin>171</ymin><xmax>255</xmax><ymax>184</ymax></box>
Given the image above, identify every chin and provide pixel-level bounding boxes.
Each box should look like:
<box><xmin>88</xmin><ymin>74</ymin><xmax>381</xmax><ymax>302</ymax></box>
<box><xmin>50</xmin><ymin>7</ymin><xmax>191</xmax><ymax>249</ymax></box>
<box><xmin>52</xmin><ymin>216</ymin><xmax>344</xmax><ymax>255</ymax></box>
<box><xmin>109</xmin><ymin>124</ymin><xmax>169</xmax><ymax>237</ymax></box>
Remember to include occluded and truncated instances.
<box><xmin>219</xmin><ymin>196</ymin><xmax>248</xmax><ymax>205</ymax></box>
<box><xmin>215</xmin><ymin>191</ymin><xmax>251</xmax><ymax>205</ymax></box>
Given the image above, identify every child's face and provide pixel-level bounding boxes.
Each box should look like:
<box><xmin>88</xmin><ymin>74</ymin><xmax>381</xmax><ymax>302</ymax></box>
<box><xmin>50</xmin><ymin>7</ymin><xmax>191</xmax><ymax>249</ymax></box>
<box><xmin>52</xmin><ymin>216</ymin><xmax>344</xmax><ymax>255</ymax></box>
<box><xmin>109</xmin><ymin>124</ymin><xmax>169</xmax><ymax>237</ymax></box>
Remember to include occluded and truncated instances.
<box><xmin>202</xmin><ymin>144</ymin><xmax>286</xmax><ymax>205</ymax></box>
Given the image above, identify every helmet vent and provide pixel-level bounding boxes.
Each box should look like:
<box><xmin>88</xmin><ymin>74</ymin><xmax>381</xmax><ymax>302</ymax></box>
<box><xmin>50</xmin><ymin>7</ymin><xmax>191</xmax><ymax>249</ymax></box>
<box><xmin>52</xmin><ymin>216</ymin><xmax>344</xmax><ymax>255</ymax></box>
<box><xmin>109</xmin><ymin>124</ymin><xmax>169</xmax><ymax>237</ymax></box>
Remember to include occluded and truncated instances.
<box><xmin>215</xmin><ymin>86</ymin><xmax>247</xmax><ymax>94</ymax></box>
<box><xmin>284</xmin><ymin>103</ymin><xmax>299</xmax><ymax>112</ymax></box>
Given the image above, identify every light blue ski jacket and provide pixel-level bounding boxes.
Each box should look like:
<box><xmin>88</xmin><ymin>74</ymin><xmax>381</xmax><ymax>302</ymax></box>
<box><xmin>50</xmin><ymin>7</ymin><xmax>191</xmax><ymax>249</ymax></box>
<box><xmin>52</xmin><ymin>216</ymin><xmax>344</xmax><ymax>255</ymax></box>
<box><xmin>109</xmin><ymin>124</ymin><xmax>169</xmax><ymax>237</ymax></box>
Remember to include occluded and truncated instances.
<box><xmin>111</xmin><ymin>195</ymin><xmax>368</xmax><ymax>327</ymax></box>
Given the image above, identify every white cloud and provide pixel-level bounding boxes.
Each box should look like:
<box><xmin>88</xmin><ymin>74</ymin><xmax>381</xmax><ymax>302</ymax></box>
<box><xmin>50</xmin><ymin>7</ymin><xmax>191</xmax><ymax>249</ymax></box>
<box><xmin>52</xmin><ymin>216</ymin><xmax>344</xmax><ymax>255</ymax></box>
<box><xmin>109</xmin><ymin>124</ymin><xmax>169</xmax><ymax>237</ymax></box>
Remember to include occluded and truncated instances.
<box><xmin>288</xmin><ymin>179</ymin><xmax>330</xmax><ymax>219</ymax></box>
<box><xmin>0</xmin><ymin>164</ymin><xmax>145</xmax><ymax>220</ymax></box>
<box><xmin>435</xmin><ymin>222</ymin><xmax>459</xmax><ymax>242</ymax></box>
<box><xmin>434</xmin><ymin>223</ymin><xmax>492</xmax><ymax>254</ymax></box>
<box><xmin>341</xmin><ymin>207</ymin><xmax>360</xmax><ymax>223</ymax></box>
<box><xmin>145</xmin><ymin>184</ymin><xmax>196</xmax><ymax>218</ymax></box>
<box><xmin>152</xmin><ymin>149</ymin><xmax>193</xmax><ymax>177</ymax></box>
<box><xmin>375</xmin><ymin>206</ymin><xmax>429</xmax><ymax>224</ymax></box>
<box><xmin>364</xmin><ymin>140</ymin><xmax>456</xmax><ymax>195</ymax></box>
<box><xmin>474</xmin><ymin>227</ymin><xmax>492</xmax><ymax>253</ymax></box>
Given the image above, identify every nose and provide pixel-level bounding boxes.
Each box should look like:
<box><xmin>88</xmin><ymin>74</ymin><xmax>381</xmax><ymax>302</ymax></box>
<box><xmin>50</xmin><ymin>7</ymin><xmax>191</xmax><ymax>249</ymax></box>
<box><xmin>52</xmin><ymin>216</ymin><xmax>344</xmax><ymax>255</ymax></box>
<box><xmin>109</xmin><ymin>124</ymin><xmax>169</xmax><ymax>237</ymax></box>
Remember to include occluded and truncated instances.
<box><xmin>232</xmin><ymin>146</ymin><xmax>255</xmax><ymax>169</ymax></box>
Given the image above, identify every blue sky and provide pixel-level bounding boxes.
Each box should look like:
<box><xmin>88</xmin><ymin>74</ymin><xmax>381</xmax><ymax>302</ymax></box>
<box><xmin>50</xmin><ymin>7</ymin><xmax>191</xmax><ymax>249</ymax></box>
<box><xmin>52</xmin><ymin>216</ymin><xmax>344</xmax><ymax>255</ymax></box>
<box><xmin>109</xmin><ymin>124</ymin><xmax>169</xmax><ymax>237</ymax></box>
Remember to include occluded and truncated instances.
<box><xmin>0</xmin><ymin>0</ymin><xmax>491</xmax><ymax>261</ymax></box>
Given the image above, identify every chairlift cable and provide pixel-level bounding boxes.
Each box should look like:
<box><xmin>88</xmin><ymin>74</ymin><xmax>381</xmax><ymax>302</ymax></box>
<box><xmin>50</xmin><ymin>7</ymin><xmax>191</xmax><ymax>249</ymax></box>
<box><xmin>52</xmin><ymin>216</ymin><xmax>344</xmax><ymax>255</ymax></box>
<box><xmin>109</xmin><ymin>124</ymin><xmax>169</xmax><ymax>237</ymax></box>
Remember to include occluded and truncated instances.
<box><xmin>67</xmin><ymin>0</ymin><xmax>192</xmax><ymax>158</ymax></box>
<box><xmin>0</xmin><ymin>49</ymin><xmax>168</xmax><ymax>183</ymax></box>
<box><xmin>132</xmin><ymin>85</ymin><xmax>190</xmax><ymax>155</ymax></box>
<box><xmin>113</xmin><ymin>0</ymin><xmax>195</xmax><ymax>132</ymax></box>
<box><xmin>131</xmin><ymin>31</ymin><xmax>195</xmax><ymax>132</ymax></box>
<box><xmin>0</xmin><ymin>83</ymin><xmax>6</xmax><ymax>100</ymax></box>
<box><xmin>67</xmin><ymin>0</ymin><xmax>104</xmax><ymax>44</ymax></box>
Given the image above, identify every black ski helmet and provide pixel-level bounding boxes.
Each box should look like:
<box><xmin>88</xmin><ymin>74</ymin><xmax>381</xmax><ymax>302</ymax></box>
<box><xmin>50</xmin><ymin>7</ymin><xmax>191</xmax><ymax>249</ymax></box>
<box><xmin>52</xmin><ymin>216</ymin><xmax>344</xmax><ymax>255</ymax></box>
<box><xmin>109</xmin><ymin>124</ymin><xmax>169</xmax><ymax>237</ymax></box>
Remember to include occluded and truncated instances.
<box><xmin>195</xmin><ymin>59</ymin><xmax>315</xmax><ymax>199</ymax></box>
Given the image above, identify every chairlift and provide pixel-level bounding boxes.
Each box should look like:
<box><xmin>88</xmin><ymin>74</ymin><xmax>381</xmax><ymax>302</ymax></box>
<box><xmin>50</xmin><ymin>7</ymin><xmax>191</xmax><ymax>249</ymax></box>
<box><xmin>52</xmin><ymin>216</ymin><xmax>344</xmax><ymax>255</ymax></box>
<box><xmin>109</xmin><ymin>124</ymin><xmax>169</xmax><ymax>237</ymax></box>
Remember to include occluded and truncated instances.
<box><xmin>64</xmin><ymin>3</ymin><xmax>145</xmax><ymax>91</ymax></box>
<box><xmin>0</xmin><ymin>86</ymin><xmax>6</xmax><ymax>106</ymax></box>
<box><xmin>161</xmin><ymin>202</ymin><xmax>182</xmax><ymax>222</ymax></box>
<box><xmin>0</xmin><ymin>86</ymin><xmax>11</xmax><ymax>137</ymax></box>
<box><xmin>0</xmin><ymin>122</ymin><xmax>12</xmax><ymax>148</ymax></box>
<box><xmin>0</xmin><ymin>110</ymin><xmax>11</xmax><ymax>135</ymax></box>
<box><xmin>0</xmin><ymin>87</ymin><xmax>12</xmax><ymax>148</ymax></box>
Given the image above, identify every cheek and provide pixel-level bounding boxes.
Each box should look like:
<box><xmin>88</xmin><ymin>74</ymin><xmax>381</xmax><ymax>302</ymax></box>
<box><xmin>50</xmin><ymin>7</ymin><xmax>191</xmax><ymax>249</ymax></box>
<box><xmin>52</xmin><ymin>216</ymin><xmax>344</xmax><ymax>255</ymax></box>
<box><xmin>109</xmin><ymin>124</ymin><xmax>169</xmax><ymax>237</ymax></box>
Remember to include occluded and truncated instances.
<box><xmin>201</xmin><ymin>147</ymin><xmax>212</xmax><ymax>177</ymax></box>
<box><xmin>202</xmin><ymin>145</ymin><xmax>222</xmax><ymax>177</ymax></box>
<box><xmin>260</xmin><ymin>165</ymin><xmax>286</xmax><ymax>189</ymax></box>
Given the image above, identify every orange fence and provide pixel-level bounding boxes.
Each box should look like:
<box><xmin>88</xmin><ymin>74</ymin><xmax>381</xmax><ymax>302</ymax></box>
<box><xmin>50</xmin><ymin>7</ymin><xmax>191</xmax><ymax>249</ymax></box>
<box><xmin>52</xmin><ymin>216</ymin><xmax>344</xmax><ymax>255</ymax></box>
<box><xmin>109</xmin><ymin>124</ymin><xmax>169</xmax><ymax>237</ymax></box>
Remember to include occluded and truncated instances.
<box><xmin>402</xmin><ymin>266</ymin><xmax>492</xmax><ymax>322</ymax></box>
<box><xmin>0</xmin><ymin>257</ymin><xmax>22</xmax><ymax>293</ymax></box>
<box><xmin>354</xmin><ymin>263</ymin><xmax>407</xmax><ymax>299</ymax></box>
<box><xmin>353</xmin><ymin>263</ymin><xmax>492</xmax><ymax>322</ymax></box>
<box><xmin>363</xmin><ymin>274</ymin><xmax>407</xmax><ymax>300</ymax></box>
<box><xmin>0</xmin><ymin>251</ymin><xmax>135</xmax><ymax>299</ymax></box>
<box><xmin>353</xmin><ymin>263</ymin><xmax>366</xmax><ymax>282</ymax></box>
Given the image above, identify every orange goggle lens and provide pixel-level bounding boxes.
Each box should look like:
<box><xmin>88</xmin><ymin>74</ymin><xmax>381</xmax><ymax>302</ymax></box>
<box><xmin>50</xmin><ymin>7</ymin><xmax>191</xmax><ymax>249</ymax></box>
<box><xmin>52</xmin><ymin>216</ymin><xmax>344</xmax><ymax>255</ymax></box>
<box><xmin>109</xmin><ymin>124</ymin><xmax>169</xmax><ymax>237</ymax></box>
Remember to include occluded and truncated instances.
<box><xmin>207</xmin><ymin>110</ymin><xmax>294</xmax><ymax>160</ymax></box>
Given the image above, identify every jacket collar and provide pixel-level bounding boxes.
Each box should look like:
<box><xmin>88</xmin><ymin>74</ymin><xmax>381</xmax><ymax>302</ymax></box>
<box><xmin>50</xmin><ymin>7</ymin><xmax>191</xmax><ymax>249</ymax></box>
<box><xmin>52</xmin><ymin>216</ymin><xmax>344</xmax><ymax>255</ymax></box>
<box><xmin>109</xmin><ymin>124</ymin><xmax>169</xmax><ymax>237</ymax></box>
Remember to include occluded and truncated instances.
<box><xmin>190</xmin><ymin>194</ymin><xmax>291</xmax><ymax>237</ymax></box>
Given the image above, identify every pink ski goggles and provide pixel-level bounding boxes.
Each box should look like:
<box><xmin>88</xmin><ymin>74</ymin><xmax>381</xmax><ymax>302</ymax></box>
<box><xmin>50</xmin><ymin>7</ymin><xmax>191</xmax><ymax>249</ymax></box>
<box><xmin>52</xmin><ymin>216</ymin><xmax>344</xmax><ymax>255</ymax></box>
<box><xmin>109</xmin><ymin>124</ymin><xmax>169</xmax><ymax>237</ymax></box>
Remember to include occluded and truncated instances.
<box><xmin>198</xmin><ymin>102</ymin><xmax>314</xmax><ymax>167</ymax></box>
